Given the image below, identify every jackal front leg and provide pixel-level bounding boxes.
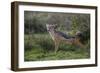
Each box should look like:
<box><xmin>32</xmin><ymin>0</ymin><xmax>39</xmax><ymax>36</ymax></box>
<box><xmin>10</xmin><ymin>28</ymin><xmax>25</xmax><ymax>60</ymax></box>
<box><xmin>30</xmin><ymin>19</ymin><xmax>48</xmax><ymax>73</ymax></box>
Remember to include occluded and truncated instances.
<box><xmin>54</xmin><ymin>41</ymin><xmax>59</xmax><ymax>53</ymax></box>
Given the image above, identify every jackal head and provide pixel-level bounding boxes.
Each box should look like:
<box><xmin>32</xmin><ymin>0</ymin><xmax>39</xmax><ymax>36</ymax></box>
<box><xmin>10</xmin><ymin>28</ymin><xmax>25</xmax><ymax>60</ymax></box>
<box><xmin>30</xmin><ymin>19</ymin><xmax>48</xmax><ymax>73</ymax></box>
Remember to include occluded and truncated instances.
<box><xmin>46</xmin><ymin>24</ymin><xmax>57</xmax><ymax>32</ymax></box>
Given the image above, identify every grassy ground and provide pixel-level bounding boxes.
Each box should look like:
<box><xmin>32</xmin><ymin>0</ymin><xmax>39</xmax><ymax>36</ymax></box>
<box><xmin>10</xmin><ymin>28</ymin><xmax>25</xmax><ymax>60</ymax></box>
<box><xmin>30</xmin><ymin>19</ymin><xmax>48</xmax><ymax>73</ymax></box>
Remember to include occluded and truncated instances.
<box><xmin>24</xmin><ymin>34</ymin><xmax>90</xmax><ymax>61</ymax></box>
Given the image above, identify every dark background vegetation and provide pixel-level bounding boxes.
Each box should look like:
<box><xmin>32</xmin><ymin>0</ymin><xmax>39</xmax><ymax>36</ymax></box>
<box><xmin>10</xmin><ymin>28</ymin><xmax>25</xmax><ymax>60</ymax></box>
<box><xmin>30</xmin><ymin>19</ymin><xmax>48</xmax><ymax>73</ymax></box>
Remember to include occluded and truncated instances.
<box><xmin>24</xmin><ymin>11</ymin><xmax>90</xmax><ymax>61</ymax></box>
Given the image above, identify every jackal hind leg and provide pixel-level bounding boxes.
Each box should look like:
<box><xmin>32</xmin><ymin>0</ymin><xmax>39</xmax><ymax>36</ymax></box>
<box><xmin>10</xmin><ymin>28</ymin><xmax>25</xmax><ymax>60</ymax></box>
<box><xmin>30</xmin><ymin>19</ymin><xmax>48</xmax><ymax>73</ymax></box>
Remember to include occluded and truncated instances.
<box><xmin>77</xmin><ymin>41</ymin><xmax>84</xmax><ymax>48</ymax></box>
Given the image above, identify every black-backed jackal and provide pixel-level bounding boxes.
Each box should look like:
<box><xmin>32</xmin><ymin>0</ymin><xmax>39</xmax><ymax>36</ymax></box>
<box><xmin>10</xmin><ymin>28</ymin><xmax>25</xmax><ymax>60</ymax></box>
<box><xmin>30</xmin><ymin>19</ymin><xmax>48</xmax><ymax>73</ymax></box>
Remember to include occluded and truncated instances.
<box><xmin>46</xmin><ymin>24</ymin><xmax>84</xmax><ymax>53</ymax></box>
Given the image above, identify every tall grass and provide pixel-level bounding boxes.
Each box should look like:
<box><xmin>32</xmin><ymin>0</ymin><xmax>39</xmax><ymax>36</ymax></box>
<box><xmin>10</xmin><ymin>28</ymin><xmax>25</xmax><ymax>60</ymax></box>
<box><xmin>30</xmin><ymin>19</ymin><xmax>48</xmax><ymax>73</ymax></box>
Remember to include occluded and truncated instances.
<box><xmin>24</xmin><ymin>34</ymin><xmax>90</xmax><ymax>61</ymax></box>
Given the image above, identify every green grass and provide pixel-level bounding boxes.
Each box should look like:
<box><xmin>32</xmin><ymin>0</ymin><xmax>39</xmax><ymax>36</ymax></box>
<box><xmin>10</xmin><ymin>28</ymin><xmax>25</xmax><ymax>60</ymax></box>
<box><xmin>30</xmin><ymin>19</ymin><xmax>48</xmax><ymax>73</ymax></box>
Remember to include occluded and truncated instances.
<box><xmin>24</xmin><ymin>34</ymin><xmax>90</xmax><ymax>61</ymax></box>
